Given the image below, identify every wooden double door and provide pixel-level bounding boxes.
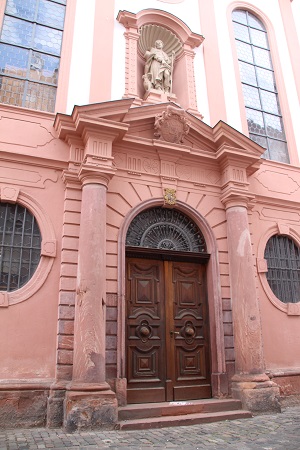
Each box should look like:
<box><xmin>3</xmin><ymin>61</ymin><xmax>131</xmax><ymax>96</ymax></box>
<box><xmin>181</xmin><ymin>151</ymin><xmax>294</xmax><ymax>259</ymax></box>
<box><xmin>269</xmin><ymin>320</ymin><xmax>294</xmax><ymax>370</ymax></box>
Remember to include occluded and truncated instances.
<box><xmin>126</xmin><ymin>256</ymin><xmax>211</xmax><ymax>404</ymax></box>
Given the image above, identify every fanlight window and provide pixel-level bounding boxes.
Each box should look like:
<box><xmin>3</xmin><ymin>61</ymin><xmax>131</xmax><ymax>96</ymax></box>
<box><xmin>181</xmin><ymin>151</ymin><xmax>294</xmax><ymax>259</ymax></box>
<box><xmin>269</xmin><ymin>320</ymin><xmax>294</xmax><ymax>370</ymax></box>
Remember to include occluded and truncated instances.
<box><xmin>232</xmin><ymin>9</ymin><xmax>289</xmax><ymax>163</ymax></box>
<box><xmin>0</xmin><ymin>202</ymin><xmax>41</xmax><ymax>291</ymax></box>
<box><xmin>126</xmin><ymin>207</ymin><xmax>206</xmax><ymax>253</ymax></box>
<box><xmin>264</xmin><ymin>235</ymin><xmax>300</xmax><ymax>304</ymax></box>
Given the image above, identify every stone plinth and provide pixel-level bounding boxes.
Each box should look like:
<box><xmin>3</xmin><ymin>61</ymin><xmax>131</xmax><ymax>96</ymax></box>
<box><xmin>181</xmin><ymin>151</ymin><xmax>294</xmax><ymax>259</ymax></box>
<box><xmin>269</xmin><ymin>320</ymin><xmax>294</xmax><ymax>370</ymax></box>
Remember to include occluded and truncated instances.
<box><xmin>143</xmin><ymin>89</ymin><xmax>177</xmax><ymax>104</ymax></box>
<box><xmin>231</xmin><ymin>374</ymin><xmax>281</xmax><ymax>413</ymax></box>
<box><xmin>64</xmin><ymin>385</ymin><xmax>118</xmax><ymax>432</ymax></box>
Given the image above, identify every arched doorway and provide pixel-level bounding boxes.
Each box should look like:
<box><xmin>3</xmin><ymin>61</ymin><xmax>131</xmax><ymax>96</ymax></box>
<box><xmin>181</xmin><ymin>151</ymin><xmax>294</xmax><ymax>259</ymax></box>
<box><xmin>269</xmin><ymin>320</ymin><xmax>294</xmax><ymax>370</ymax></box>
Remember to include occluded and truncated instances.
<box><xmin>125</xmin><ymin>207</ymin><xmax>211</xmax><ymax>403</ymax></box>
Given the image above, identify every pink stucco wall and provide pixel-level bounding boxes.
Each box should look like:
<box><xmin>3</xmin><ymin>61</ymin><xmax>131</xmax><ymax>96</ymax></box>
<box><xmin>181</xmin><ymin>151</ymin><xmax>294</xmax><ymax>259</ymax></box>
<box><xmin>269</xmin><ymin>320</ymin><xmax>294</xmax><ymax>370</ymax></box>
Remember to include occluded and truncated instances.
<box><xmin>0</xmin><ymin>106</ymin><xmax>68</xmax><ymax>380</ymax></box>
<box><xmin>0</xmin><ymin>0</ymin><xmax>299</xmax><ymax>430</ymax></box>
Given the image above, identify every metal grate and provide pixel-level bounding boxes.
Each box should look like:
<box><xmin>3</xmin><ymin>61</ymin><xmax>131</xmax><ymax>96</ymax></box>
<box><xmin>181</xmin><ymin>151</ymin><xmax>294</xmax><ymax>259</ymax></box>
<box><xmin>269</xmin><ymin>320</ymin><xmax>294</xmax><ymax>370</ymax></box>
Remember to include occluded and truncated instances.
<box><xmin>126</xmin><ymin>207</ymin><xmax>207</xmax><ymax>253</ymax></box>
<box><xmin>264</xmin><ymin>235</ymin><xmax>300</xmax><ymax>303</ymax></box>
<box><xmin>0</xmin><ymin>202</ymin><xmax>41</xmax><ymax>292</ymax></box>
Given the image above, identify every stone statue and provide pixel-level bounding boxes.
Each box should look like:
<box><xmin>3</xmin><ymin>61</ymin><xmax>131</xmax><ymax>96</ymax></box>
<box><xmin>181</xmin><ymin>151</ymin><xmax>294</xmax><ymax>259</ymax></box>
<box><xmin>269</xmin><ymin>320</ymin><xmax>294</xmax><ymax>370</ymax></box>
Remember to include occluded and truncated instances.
<box><xmin>143</xmin><ymin>40</ymin><xmax>175</xmax><ymax>94</ymax></box>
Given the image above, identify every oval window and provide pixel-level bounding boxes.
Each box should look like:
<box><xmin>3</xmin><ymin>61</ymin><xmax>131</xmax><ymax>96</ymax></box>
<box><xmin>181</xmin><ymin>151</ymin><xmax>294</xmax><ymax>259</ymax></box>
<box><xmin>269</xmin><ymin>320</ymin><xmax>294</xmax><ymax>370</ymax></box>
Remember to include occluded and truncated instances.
<box><xmin>0</xmin><ymin>202</ymin><xmax>41</xmax><ymax>292</ymax></box>
<box><xmin>264</xmin><ymin>235</ymin><xmax>300</xmax><ymax>304</ymax></box>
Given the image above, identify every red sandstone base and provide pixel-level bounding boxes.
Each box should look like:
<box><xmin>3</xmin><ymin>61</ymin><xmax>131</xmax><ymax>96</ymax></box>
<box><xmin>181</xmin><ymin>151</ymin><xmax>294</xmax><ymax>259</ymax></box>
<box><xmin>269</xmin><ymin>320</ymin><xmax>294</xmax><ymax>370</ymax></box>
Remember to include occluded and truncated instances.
<box><xmin>231</xmin><ymin>374</ymin><xmax>281</xmax><ymax>413</ymax></box>
<box><xmin>64</xmin><ymin>390</ymin><xmax>118</xmax><ymax>432</ymax></box>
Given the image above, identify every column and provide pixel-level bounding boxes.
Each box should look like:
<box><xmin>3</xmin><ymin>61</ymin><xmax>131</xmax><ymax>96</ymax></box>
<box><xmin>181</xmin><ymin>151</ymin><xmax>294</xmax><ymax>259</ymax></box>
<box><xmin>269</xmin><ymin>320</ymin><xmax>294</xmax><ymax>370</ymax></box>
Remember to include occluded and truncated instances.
<box><xmin>64</xmin><ymin>172</ymin><xmax>117</xmax><ymax>431</ymax></box>
<box><xmin>72</xmin><ymin>178</ymin><xmax>108</xmax><ymax>386</ymax></box>
<box><xmin>222</xmin><ymin>192</ymin><xmax>281</xmax><ymax>413</ymax></box>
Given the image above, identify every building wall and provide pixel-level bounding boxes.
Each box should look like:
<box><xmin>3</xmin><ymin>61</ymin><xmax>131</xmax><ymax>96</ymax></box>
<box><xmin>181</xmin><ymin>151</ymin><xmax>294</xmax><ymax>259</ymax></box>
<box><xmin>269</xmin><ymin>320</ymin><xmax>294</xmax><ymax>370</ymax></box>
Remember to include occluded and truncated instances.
<box><xmin>0</xmin><ymin>0</ymin><xmax>299</xmax><ymax>429</ymax></box>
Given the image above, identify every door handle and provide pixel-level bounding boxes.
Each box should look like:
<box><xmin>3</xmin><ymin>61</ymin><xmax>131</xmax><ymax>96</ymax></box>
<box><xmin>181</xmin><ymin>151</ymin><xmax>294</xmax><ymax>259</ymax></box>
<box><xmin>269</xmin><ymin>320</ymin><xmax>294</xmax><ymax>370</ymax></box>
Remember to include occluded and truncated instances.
<box><xmin>170</xmin><ymin>331</ymin><xmax>180</xmax><ymax>337</ymax></box>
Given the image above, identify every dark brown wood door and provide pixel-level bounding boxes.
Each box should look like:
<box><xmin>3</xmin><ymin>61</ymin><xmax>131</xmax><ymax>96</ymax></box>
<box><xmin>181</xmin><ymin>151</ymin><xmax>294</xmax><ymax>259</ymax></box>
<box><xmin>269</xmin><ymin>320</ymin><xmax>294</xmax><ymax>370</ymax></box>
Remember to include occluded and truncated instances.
<box><xmin>126</xmin><ymin>257</ymin><xmax>211</xmax><ymax>404</ymax></box>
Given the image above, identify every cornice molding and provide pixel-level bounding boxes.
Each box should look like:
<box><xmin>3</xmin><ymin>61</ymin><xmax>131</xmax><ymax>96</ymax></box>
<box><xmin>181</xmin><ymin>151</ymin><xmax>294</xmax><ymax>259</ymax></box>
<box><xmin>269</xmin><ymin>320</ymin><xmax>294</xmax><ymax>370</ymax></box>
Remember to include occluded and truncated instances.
<box><xmin>117</xmin><ymin>9</ymin><xmax>204</xmax><ymax>48</ymax></box>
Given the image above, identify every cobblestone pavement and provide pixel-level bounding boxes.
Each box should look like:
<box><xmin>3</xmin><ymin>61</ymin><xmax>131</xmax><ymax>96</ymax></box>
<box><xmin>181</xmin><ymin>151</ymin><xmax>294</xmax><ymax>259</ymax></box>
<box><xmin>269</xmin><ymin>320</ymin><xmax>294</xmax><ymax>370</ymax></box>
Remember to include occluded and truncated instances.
<box><xmin>1</xmin><ymin>406</ymin><xmax>300</xmax><ymax>450</ymax></box>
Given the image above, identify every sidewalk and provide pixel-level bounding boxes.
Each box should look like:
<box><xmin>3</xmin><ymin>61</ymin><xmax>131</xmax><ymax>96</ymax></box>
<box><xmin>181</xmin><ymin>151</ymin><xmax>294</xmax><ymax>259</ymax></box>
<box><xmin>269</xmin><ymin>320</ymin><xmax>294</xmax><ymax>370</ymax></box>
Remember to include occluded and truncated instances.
<box><xmin>1</xmin><ymin>406</ymin><xmax>300</xmax><ymax>450</ymax></box>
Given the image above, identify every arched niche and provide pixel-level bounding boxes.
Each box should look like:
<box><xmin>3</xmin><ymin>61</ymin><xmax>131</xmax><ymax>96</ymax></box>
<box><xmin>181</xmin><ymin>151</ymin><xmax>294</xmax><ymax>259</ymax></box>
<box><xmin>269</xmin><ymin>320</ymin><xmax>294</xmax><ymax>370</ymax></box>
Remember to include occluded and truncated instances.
<box><xmin>117</xmin><ymin>9</ymin><xmax>204</xmax><ymax>116</ymax></box>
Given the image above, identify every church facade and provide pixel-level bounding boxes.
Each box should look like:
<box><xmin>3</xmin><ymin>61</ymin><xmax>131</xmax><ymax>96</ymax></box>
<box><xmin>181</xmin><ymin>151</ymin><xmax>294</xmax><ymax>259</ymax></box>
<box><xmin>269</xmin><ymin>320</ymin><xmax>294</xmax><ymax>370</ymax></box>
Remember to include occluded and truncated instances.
<box><xmin>0</xmin><ymin>0</ymin><xmax>300</xmax><ymax>430</ymax></box>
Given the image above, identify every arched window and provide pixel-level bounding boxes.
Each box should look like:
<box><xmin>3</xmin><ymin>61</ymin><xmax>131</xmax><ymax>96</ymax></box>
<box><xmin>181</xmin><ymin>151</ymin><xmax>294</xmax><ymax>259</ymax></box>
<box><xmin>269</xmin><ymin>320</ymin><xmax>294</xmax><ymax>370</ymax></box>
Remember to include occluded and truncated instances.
<box><xmin>0</xmin><ymin>0</ymin><xmax>66</xmax><ymax>112</ymax></box>
<box><xmin>232</xmin><ymin>9</ymin><xmax>289</xmax><ymax>163</ymax></box>
<box><xmin>0</xmin><ymin>202</ymin><xmax>41</xmax><ymax>292</ymax></box>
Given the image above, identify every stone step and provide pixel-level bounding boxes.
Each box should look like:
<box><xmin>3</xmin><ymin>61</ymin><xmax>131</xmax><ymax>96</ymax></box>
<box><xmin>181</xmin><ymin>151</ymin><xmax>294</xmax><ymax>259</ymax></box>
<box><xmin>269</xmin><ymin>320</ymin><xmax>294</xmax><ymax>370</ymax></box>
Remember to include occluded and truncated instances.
<box><xmin>118</xmin><ymin>398</ymin><xmax>245</xmax><ymax>421</ymax></box>
<box><xmin>118</xmin><ymin>409</ymin><xmax>252</xmax><ymax>430</ymax></box>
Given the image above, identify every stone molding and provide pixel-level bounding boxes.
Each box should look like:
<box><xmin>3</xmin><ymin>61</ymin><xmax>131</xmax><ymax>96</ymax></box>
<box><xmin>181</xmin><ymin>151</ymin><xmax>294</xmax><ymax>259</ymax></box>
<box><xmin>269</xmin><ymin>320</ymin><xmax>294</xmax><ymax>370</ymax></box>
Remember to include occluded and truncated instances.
<box><xmin>0</xmin><ymin>188</ymin><xmax>56</xmax><ymax>307</ymax></box>
<box><xmin>257</xmin><ymin>223</ymin><xmax>300</xmax><ymax>315</ymax></box>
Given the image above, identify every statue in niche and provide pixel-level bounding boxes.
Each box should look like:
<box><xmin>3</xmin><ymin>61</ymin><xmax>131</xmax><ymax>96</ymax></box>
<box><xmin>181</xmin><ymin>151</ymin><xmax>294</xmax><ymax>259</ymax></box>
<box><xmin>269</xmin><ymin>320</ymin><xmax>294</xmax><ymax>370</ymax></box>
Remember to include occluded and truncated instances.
<box><xmin>143</xmin><ymin>40</ymin><xmax>175</xmax><ymax>94</ymax></box>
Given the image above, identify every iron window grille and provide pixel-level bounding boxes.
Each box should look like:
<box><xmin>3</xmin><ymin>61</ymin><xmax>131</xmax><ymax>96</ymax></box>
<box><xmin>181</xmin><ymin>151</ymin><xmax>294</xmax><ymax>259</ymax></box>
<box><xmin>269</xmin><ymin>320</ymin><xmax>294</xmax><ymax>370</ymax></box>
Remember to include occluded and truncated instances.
<box><xmin>232</xmin><ymin>9</ymin><xmax>289</xmax><ymax>163</ymax></box>
<box><xmin>126</xmin><ymin>207</ymin><xmax>207</xmax><ymax>253</ymax></box>
<box><xmin>0</xmin><ymin>0</ymin><xmax>66</xmax><ymax>112</ymax></box>
<box><xmin>264</xmin><ymin>235</ymin><xmax>300</xmax><ymax>304</ymax></box>
<box><xmin>0</xmin><ymin>202</ymin><xmax>41</xmax><ymax>292</ymax></box>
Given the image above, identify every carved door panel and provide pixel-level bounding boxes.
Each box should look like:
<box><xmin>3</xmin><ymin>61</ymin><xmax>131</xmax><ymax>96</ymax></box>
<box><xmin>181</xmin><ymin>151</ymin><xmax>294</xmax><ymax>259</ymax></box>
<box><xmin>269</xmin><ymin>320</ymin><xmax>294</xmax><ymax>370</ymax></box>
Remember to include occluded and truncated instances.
<box><xmin>126</xmin><ymin>258</ymin><xmax>211</xmax><ymax>404</ymax></box>
<box><xmin>165</xmin><ymin>261</ymin><xmax>211</xmax><ymax>401</ymax></box>
<box><xmin>126</xmin><ymin>258</ymin><xmax>166</xmax><ymax>404</ymax></box>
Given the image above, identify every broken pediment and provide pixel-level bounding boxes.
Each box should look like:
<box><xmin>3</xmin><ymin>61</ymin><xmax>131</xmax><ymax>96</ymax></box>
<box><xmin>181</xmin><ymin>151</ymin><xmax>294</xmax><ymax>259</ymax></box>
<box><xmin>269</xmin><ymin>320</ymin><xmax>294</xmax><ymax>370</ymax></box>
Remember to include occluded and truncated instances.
<box><xmin>54</xmin><ymin>99</ymin><xmax>265</xmax><ymax>177</ymax></box>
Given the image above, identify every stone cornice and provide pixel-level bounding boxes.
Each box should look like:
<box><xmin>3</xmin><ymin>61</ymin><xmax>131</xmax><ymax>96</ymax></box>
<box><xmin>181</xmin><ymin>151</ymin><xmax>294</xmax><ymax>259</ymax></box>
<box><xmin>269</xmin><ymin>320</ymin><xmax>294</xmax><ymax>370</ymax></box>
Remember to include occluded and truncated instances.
<box><xmin>54</xmin><ymin>115</ymin><xmax>129</xmax><ymax>144</ymax></box>
<box><xmin>54</xmin><ymin>99</ymin><xmax>133</xmax><ymax>143</ymax></box>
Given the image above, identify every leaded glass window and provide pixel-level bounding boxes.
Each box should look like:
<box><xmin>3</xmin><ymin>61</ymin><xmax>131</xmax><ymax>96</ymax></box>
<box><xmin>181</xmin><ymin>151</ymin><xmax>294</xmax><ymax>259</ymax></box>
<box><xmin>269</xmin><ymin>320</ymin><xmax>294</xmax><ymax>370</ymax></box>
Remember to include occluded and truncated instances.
<box><xmin>264</xmin><ymin>235</ymin><xmax>300</xmax><ymax>304</ymax></box>
<box><xmin>0</xmin><ymin>202</ymin><xmax>41</xmax><ymax>291</ymax></box>
<box><xmin>232</xmin><ymin>9</ymin><xmax>289</xmax><ymax>164</ymax></box>
<box><xmin>0</xmin><ymin>0</ymin><xmax>66</xmax><ymax>112</ymax></box>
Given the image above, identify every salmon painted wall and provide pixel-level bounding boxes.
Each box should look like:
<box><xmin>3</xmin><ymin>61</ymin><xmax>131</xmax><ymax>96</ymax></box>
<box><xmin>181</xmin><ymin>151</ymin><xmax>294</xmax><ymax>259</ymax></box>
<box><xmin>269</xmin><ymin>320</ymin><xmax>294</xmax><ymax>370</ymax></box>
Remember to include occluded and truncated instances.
<box><xmin>0</xmin><ymin>0</ymin><xmax>300</xmax><ymax>385</ymax></box>
<box><xmin>0</xmin><ymin>106</ymin><xmax>69</xmax><ymax>379</ymax></box>
<box><xmin>248</xmin><ymin>162</ymin><xmax>300</xmax><ymax>371</ymax></box>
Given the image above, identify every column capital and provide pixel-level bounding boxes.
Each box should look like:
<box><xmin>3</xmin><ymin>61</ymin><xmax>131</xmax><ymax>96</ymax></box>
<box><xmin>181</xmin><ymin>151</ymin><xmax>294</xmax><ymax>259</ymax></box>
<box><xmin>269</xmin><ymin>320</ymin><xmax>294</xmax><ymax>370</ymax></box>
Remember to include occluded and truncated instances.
<box><xmin>220</xmin><ymin>188</ymin><xmax>256</xmax><ymax>209</ymax></box>
<box><xmin>78</xmin><ymin>165</ymin><xmax>115</xmax><ymax>188</ymax></box>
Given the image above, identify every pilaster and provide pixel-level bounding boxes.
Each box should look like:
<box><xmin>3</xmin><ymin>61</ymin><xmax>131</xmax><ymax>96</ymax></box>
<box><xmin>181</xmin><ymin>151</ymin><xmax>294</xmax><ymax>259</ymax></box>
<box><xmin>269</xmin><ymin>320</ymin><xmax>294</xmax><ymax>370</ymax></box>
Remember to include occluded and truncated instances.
<box><xmin>47</xmin><ymin>165</ymin><xmax>82</xmax><ymax>428</ymax></box>
<box><xmin>117</xmin><ymin>11</ymin><xmax>140</xmax><ymax>100</ymax></box>
<box><xmin>181</xmin><ymin>47</ymin><xmax>201</xmax><ymax>118</ymax></box>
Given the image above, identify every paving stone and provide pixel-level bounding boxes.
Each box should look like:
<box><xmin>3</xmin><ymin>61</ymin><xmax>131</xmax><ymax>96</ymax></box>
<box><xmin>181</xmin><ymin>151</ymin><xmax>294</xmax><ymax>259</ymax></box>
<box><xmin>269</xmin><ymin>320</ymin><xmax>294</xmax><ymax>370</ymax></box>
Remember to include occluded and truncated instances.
<box><xmin>0</xmin><ymin>406</ymin><xmax>300</xmax><ymax>449</ymax></box>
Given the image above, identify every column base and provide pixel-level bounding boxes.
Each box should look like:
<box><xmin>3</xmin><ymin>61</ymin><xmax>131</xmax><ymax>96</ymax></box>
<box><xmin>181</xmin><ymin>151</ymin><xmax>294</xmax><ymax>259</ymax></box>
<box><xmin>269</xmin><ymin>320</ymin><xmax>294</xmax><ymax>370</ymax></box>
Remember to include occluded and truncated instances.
<box><xmin>64</xmin><ymin>383</ymin><xmax>118</xmax><ymax>432</ymax></box>
<box><xmin>231</xmin><ymin>374</ymin><xmax>281</xmax><ymax>413</ymax></box>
